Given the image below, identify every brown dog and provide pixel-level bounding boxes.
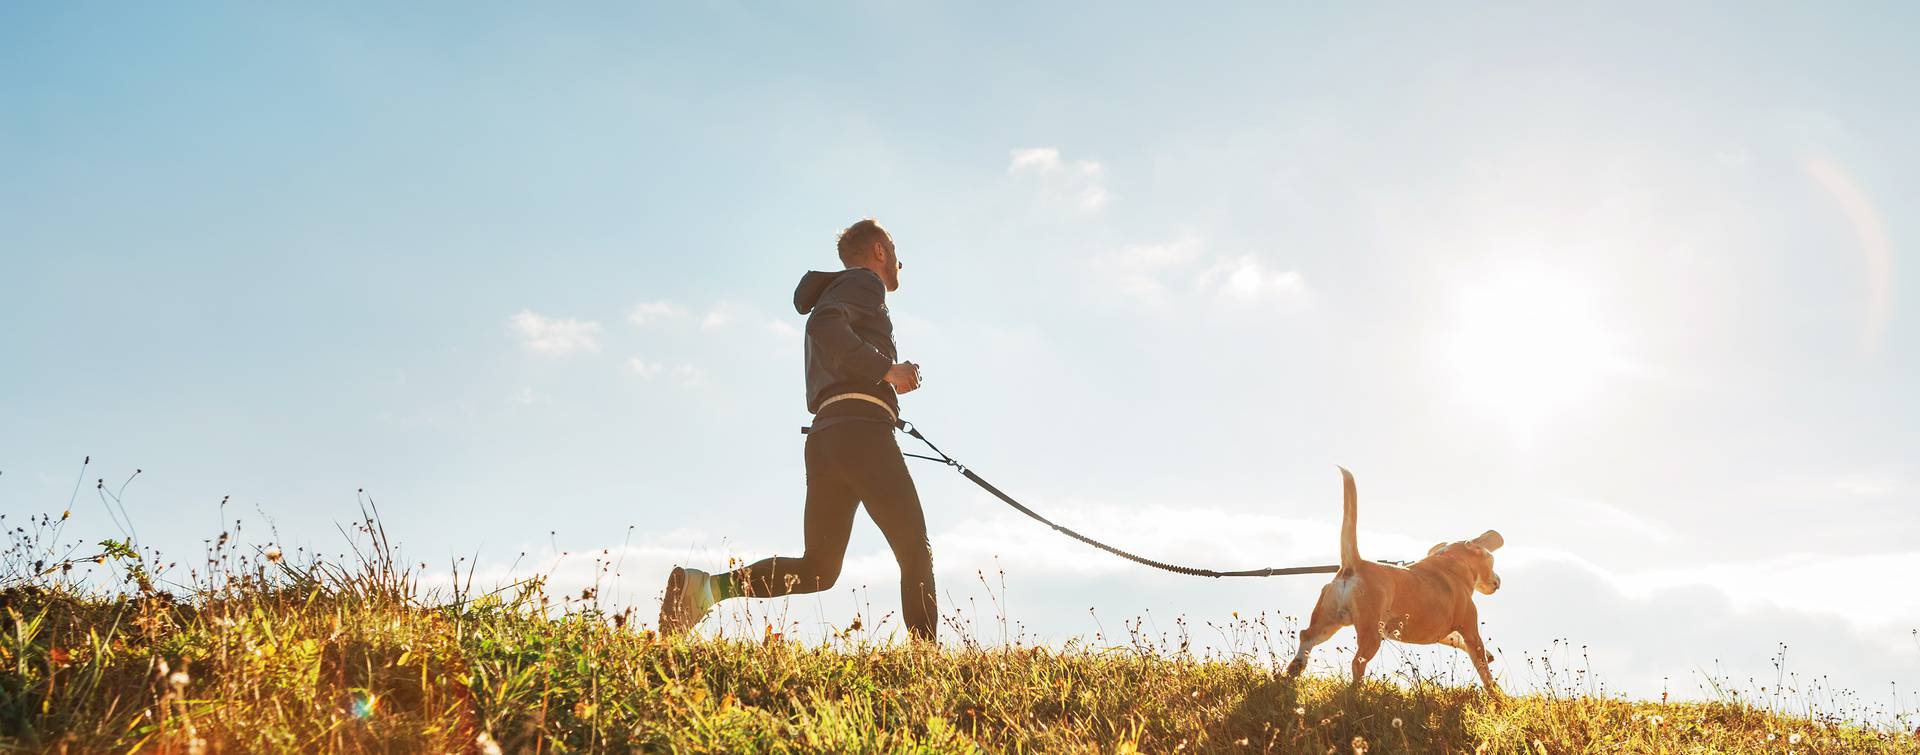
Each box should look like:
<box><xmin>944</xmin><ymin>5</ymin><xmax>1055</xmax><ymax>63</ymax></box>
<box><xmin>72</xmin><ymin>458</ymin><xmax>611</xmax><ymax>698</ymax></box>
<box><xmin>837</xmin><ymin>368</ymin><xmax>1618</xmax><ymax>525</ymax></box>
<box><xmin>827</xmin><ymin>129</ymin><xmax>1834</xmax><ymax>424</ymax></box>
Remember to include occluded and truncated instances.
<box><xmin>1282</xmin><ymin>468</ymin><xmax>1505</xmax><ymax>693</ymax></box>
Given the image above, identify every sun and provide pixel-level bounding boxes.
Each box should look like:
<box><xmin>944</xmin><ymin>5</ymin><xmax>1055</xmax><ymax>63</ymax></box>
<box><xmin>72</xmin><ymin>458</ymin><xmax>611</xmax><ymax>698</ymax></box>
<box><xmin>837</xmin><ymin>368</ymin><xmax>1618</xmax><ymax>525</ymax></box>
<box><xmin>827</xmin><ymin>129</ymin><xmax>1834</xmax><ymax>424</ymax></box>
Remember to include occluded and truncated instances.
<box><xmin>1440</xmin><ymin>266</ymin><xmax>1622</xmax><ymax>439</ymax></box>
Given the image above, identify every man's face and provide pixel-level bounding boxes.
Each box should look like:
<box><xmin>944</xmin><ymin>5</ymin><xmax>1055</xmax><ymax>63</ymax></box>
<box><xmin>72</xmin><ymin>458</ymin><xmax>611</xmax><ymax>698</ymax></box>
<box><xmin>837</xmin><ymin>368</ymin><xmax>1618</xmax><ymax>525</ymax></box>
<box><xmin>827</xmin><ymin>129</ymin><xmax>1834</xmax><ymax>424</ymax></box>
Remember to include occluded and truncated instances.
<box><xmin>876</xmin><ymin>236</ymin><xmax>901</xmax><ymax>291</ymax></box>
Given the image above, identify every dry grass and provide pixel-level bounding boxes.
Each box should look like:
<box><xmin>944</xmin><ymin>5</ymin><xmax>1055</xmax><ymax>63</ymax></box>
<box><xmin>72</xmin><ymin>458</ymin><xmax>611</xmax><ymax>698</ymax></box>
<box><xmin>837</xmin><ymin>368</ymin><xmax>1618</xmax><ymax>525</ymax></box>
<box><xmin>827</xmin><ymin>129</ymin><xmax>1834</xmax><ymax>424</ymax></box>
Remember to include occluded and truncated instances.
<box><xmin>2</xmin><ymin>481</ymin><xmax>1916</xmax><ymax>753</ymax></box>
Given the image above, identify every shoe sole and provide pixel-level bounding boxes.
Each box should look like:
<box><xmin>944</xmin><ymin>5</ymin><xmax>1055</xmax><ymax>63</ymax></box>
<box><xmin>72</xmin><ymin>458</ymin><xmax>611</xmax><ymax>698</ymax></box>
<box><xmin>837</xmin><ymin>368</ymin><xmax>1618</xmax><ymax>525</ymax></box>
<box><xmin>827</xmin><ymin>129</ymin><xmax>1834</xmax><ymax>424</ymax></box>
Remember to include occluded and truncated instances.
<box><xmin>659</xmin><ymin>566</ymin><xmax>689</xmax><ymax>634</ymax></box>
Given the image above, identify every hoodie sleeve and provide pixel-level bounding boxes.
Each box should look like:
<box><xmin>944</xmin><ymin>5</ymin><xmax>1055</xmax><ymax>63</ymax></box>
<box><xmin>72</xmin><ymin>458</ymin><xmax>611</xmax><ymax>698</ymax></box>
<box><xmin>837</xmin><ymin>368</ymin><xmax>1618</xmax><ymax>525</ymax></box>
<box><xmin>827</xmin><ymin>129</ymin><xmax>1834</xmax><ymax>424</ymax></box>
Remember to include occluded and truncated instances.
<box><xmin>805</xmin><ymin>271</ymin><xmax>893</xmax><ymax>385</ymax></box>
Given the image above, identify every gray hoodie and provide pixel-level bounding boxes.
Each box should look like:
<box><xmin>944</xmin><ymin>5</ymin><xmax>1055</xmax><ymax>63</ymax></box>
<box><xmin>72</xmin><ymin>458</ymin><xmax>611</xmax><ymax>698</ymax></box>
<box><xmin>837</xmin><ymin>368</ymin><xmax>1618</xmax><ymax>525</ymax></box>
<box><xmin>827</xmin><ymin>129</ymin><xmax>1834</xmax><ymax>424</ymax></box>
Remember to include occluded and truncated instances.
<box><xmin>793</xmin><ymin>267</ymin><xmax>898</xmax><ymax>425</ymax></box>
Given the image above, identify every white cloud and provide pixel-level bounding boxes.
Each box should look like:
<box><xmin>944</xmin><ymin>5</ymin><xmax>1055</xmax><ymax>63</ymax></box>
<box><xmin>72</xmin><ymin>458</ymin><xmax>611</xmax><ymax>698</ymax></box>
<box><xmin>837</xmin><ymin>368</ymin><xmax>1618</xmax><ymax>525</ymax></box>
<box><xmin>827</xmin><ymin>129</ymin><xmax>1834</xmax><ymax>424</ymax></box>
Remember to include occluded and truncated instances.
<box><xmin>1009</xmin><ymin>146</ymin><xmax>1108</xmax><ymax>212</ymax></box>
<box><xmin>628</xmin><ymin>300</ymin><xmax>685</xmax><ymax>327</ymax></box>
<box><xmin>1008</xmin><ymin>147</ymin><xmax>1063</xmax><ymax>174</ymax></box>
<box><xmin>1094</xmin><ymin>238</ymin><xmax>1204</xmax><ymax>302</ymax></box>
<box><xmin>626</xmin><ymin>357</ymin><xmax>664</xmax><ymax>378</ymax></box>
<box><xmin>626</xmin><ymin>357</ymin><xmax>704</xmax><ymax>384</ymax></box>
<box><xmin>1196</xmin><ymin>254</ymin><xmax>1308</xmax><ymax>301</ymax></box>
<box><xmin>513</xmin><ymin>386</ymin><xmax>539</xmax><ymax>405</ymax></box>
<box><xmin>670</xmin><ymin>363</ymin><xmax>705</xmax><ymax>383</ymax></box>
<box><xmin>767</xmin><ymin>319</ymin><xmax>799</xmax><ymax>337</ymax></box>
<box><xmin>1091</xmin><ymin>239</ymin><xmax>1309</xmax><ymax>310</ymax></box>
<box><xmin>509</xmin><ymin>309</ymin><xmax>602</xmax><ymax>355</ymax></box>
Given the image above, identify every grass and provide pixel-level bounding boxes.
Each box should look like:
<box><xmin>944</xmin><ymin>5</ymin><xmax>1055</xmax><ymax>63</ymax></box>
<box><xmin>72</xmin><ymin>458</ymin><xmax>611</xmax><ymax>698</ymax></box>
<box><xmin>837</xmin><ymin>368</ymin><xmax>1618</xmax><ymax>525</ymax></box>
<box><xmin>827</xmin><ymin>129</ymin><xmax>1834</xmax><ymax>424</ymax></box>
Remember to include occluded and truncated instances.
<box><xmin>2</xmin><ymin>483</ymin><xmax>1917</xmax><ymax>752</ymax></box>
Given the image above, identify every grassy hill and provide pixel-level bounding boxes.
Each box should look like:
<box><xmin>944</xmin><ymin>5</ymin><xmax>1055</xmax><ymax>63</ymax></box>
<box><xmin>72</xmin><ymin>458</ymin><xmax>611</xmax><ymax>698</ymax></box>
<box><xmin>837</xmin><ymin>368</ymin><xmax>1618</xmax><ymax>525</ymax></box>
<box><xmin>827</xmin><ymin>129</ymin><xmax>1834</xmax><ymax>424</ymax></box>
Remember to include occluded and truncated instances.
<box><xmin>2</xmin><ymin>516</ymin><xmax>1916</xmax><ymax>753</ymax></box>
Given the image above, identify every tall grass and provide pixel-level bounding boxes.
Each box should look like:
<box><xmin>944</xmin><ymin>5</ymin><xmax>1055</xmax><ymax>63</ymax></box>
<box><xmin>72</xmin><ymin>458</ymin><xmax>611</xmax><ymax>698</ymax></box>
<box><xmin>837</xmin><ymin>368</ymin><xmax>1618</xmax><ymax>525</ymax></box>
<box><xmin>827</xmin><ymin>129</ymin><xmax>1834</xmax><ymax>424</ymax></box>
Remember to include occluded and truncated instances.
<box><xmin>2</xmin><ymin>469</ymin><xmax>1916</xmax><ymax>752</ymax></box>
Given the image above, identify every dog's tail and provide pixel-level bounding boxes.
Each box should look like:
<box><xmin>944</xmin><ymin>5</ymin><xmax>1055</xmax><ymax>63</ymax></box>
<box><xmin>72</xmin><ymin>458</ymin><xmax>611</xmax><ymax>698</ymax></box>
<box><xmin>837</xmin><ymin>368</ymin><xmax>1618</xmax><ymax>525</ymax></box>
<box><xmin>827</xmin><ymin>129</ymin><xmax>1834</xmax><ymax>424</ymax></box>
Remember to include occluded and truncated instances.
<box><xmin>1338</xmin><ymin>466</ymin><xmax>1360</xmax><ymax>574</ymax></box>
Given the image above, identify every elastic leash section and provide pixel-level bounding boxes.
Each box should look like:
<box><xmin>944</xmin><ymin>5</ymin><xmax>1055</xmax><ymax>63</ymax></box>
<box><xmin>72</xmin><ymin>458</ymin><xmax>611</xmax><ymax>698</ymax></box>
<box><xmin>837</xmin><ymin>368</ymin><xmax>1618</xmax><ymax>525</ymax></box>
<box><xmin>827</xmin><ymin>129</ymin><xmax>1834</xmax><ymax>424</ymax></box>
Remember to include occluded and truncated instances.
<box><xmin>895</xmin><ymin>420</ymin><xmax>1344</xmax><ymax>578</ymax></box>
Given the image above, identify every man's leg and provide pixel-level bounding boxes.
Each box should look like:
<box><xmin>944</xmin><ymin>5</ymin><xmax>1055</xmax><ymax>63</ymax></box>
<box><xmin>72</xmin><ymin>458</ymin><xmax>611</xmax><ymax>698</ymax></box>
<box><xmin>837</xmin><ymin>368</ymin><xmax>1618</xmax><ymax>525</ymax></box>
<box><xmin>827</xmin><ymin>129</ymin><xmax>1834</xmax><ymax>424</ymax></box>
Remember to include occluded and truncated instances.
<box><xmin>659</xmin><ymin>432</ymin><xmax>860</xmax><ymax>633</ymax></box>
<box><xmin>836</xmin><ymin>425</ymin><xmax>937</xmax><ymax>642</ymax></box>
<box><xmin>718</xmin><ymin>435</ymin><xmax>860</xmax><ymax>598</ymax></box>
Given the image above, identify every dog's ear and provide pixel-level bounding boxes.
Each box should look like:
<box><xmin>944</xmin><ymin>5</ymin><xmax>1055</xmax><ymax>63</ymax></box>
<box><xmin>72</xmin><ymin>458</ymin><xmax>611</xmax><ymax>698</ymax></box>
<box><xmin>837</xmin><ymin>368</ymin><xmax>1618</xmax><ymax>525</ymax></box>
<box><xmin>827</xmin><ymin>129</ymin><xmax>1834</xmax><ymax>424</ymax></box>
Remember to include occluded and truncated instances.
<box><xmin>1428</xmin><ymin>542</ymin><xmax>1448</xmax><ymax>557</ymax></box>
<box><xmin>1473</xmin><ymin>530</ymin><xmax>1504</xmax><ymax>551</ymax></box>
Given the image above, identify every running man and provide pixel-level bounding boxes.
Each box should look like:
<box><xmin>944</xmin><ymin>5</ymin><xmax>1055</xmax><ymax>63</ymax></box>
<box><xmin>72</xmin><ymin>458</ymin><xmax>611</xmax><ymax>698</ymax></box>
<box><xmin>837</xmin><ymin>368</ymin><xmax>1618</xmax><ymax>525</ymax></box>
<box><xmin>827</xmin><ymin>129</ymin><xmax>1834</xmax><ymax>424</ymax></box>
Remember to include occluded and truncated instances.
<box><xmin>658</xmin><ymin>219</ymin><xmax>937</xmax><ymax>641</ymax></box>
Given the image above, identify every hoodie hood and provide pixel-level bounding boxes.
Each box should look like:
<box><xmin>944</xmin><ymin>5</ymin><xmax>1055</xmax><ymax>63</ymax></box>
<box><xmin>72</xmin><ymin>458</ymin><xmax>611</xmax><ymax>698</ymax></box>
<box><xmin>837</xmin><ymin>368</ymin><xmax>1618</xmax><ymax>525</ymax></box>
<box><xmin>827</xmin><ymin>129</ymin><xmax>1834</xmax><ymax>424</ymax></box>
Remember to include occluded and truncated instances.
<box><xmin>794</xmin><ymin>268</ymin><xmax>876</xmax><ymax>314</ymax></box>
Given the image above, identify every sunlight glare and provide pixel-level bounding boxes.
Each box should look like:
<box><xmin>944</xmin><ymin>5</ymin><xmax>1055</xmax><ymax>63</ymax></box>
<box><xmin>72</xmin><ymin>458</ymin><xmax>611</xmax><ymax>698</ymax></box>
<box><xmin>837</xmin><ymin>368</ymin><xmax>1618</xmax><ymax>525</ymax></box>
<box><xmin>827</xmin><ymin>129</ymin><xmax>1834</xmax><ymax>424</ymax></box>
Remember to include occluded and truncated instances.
<box><xmin>1442</xmin><ymin>267</ymin><xmax>1622</xmax><ymax>439</ymax></box>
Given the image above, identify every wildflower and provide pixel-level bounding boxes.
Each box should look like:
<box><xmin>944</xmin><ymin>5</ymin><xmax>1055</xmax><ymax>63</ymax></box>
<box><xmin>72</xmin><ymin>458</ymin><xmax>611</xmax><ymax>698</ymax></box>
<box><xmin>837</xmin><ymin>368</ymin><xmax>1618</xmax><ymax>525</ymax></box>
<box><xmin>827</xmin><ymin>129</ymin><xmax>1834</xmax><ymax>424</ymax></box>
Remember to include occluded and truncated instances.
<box><xmin>1295</xmin><ymin>706</ymin><xmax>1306</xmax><ymax>716</ymax></box>
<box><xmin>169</xmin><ymin>670</ymin><xmax>190</xmax><ymax>688</ymax></box>
<box><xmin>264</xmin><ymin>547</ymin><xmax>282</xmax><ymax>563</ymax></box>
<box><xmin>476</xmin><ymin>731</ymin><xmax>504</xmax><ymax>755</ymax></box>
<box><xmin>1789</xmin><ymin>733</ymin><xmax>1802</xmax><ymax>744</ymax></box>
<box><xmin>1648</xmin><ymin>714</ymin><xmax>1664</xmax><ymax>728</ymax></box>
<box><xmin>1351</xmin><ymin>735</ymin><xmax>1370</xmax><ymax>754</ymax></box>
<box><xmin>1392</xmin><ymin>717</ymin><xmax>1403</xmax><ymax>729</ymax></box>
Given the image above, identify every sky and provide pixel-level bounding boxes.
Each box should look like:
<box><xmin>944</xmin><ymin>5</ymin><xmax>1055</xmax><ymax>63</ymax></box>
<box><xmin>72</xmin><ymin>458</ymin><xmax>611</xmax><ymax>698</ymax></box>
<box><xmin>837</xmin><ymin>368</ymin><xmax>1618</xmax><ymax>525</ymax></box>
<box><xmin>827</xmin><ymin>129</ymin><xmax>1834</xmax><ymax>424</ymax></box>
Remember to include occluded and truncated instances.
<box><xmin>3</xmin><ymin>2</ymin><xmax>1917</xmax><ymax>716</ymax></box>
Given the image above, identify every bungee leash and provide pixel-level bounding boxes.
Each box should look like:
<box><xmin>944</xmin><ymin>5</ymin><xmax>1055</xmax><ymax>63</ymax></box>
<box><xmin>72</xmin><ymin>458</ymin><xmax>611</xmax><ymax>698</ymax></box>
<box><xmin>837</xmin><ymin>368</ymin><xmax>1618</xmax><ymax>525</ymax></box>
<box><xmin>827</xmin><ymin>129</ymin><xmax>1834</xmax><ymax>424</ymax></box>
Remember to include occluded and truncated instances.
<box><xmin>893</xmin><ymin>419</ymin><xmax>1352</xmax><ymax>578</ymax></box>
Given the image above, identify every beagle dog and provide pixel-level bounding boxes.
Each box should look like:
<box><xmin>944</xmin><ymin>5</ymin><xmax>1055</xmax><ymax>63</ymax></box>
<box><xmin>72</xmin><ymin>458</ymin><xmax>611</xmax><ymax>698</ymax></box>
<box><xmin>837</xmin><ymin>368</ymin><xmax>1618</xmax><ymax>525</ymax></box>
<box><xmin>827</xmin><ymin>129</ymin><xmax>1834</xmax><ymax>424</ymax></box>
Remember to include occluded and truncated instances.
<box><xmin>1283</xmin><ymin>468</ymin><xmax>1505</xmax><ymax>693</ymax></box>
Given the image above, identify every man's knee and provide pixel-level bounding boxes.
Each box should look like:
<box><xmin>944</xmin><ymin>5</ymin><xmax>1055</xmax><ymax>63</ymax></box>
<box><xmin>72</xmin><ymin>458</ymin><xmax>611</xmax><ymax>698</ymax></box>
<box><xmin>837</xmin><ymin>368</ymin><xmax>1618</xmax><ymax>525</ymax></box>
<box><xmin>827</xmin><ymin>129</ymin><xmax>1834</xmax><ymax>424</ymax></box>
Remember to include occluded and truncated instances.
<box><xmin>796</xmin><ymin>555</ymin><xmax>842</xmax><ymax>592</ymax></box>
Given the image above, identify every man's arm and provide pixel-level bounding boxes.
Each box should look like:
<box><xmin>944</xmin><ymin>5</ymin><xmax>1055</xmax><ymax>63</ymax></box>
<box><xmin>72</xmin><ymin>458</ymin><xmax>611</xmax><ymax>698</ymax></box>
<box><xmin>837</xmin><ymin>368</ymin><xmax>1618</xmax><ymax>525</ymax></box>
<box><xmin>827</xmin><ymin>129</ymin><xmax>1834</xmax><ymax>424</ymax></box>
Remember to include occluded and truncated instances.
<box><xmin>805</xmin><ymin>272</ymin><xmax>893</xmax><ymax>386</ymax></box>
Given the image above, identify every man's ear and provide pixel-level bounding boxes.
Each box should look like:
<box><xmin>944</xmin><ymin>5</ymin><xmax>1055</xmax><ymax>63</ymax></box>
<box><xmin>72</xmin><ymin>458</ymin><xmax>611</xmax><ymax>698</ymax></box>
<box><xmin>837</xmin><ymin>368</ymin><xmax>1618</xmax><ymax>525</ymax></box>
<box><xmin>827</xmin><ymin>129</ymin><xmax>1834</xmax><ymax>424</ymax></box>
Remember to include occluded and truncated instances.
<box><xmin>1428</xmin><ymin>542</ymin><xmax>1448</xmax><ymax>557</ymax></box>
<box><xmin>1473</xmin><ymin>530</ymin><xmax>1504</xmax><ymax>551</ymax></box>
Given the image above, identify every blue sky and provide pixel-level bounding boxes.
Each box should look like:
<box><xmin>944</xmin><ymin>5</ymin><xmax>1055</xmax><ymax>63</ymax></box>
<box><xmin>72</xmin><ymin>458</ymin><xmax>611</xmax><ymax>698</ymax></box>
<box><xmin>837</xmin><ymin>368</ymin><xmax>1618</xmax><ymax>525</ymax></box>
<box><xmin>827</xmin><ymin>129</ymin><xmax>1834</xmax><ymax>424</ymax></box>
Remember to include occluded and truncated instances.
<box><xmin>4</xmin><ymin>3</ymin><xmax>1916</xmax><ymax>712</ymax></box>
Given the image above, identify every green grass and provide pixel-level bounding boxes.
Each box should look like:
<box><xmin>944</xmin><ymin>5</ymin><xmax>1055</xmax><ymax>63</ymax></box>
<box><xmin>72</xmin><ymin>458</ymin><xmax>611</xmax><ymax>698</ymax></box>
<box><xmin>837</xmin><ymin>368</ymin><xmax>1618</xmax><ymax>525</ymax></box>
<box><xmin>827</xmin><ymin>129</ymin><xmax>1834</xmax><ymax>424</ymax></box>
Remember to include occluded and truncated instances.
<box><xmin>3</xmin><ymin>504</ymin><xmax>1916</xmax><ymax>753</ymax></box>
<box><xmin>4</xmin><ymin>585</ymin><xmax>1916</xmax><ymax>754</ymax></box>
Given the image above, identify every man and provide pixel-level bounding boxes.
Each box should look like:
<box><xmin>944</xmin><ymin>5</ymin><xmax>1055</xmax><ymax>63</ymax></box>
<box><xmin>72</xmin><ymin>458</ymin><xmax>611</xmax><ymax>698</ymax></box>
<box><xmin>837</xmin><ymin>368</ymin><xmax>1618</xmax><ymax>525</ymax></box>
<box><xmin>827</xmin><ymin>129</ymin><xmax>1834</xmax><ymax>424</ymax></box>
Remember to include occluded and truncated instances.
<box><xmin>658</xmin><ymin>219</ymin><xmax>937</xmax><ymax>641</ymax></box>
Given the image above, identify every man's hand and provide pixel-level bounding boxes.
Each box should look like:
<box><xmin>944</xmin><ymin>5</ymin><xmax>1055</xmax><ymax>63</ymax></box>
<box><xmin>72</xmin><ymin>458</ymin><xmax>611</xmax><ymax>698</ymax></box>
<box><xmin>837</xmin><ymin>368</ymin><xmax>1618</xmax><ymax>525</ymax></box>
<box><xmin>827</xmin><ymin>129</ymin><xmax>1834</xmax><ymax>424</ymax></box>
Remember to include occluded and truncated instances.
<box><xmin>885</xmin><ymin>362</ymin><xmax>922</xmax><ymax>394</ymax></box>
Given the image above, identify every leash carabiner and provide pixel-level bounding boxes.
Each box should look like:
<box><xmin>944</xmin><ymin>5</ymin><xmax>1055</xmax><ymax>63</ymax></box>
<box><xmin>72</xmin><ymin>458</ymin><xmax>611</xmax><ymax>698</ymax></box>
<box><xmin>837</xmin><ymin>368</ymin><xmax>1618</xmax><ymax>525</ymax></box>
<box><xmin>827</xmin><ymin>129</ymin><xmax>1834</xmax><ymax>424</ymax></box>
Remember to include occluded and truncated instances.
<box><xmin>896</xmin><ymin>419</ymin><xmax>966</xmax><ymax>472</ymax></box>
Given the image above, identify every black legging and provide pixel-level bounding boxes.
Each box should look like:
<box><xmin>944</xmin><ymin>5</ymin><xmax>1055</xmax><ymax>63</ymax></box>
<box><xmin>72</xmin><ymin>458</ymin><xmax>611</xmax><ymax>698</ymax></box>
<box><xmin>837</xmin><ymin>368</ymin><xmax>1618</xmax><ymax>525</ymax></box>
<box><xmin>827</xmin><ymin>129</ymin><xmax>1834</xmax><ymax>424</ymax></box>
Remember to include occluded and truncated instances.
<box><xmin>730</xmin><ymin>419</ymin><xmax>937</xmax><ymax>640</ymax></box>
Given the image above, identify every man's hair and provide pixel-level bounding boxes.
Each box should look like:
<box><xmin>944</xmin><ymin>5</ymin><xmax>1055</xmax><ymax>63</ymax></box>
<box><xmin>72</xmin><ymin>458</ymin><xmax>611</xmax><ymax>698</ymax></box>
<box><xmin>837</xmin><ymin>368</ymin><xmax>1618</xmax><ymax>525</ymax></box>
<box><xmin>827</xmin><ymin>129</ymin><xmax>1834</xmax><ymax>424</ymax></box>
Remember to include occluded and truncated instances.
<box><xmin>836</xmin><ymin>219</ymin><xmax>890</xmax><ymax>267</ymax></box>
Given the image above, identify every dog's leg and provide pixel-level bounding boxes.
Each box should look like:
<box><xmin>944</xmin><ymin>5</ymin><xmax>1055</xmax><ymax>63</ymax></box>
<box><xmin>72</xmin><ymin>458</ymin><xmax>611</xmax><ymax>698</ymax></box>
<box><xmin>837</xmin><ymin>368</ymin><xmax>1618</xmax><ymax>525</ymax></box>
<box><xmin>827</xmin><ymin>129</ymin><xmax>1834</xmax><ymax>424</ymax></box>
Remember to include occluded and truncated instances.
<box><xmin>1285</xmin><ymin>621</ymin><xmax>1339</xmax><ymax>678</ymax></box>
<box><xmin>1350</xmin><ymin>620</ymin><xmax>1383</xmax><ymax>685</ymax></box>
<box><xmin>1284</xmin><ymin>594</ymin><xmax>1344</xmax><ymax>678</ymax></box>
<box><xmin>1456</xmin><ymin>625</ymin><xmax>1501</xmax><ymax>696</ymax></box>
<box><xmin>1346</xmin><ymin>589</ymin><xmax>1391</xmax><ymax>685</ymax></box>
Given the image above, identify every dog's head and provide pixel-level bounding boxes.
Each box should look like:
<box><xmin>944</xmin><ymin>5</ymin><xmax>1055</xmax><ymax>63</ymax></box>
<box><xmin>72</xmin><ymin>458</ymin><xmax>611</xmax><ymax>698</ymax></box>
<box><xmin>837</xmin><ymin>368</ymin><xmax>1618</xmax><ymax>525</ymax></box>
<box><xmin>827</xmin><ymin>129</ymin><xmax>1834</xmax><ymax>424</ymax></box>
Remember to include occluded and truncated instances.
<box><xmin>1425</xmin><ymin>530</ymin><xmax>1504</xmax><ymax>595</ymax></box>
